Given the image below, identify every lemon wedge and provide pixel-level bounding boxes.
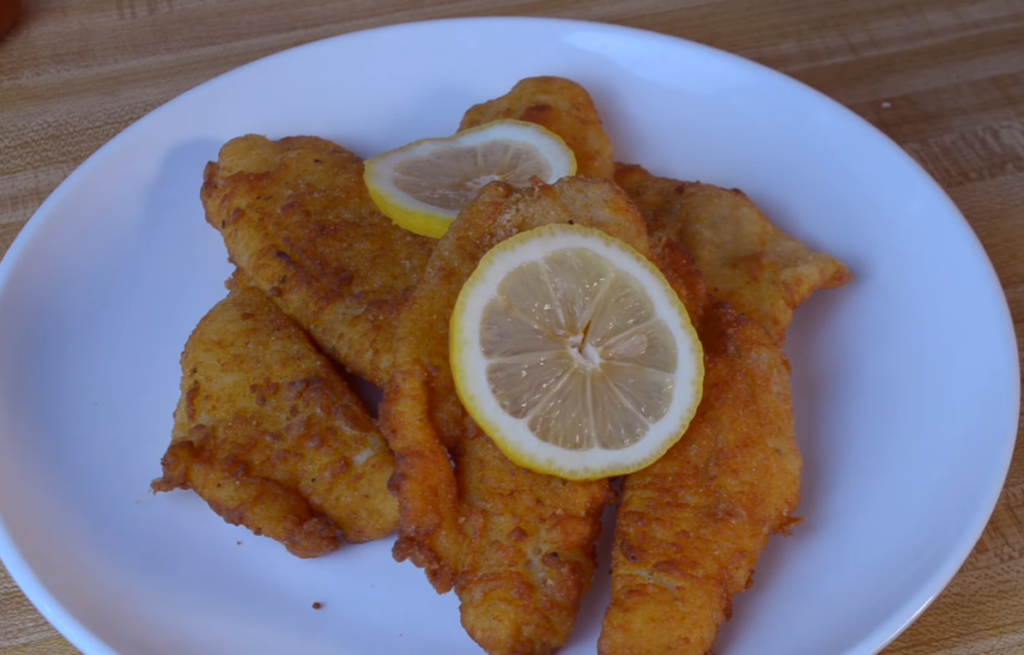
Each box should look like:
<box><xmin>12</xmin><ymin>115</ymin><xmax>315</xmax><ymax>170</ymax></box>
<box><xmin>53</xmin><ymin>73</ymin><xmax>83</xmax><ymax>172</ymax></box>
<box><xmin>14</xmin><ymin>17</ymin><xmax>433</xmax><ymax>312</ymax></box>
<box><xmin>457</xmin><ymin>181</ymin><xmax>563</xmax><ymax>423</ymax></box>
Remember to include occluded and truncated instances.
<box><xmin>450</xmin><ymin>224</ymin><xmax>704</xmax><ymax>480</ymax></box>
<box><xmin>364</xmin><ymin>120</ymin><xmax>577</xmax><ymax>238</ymax></box>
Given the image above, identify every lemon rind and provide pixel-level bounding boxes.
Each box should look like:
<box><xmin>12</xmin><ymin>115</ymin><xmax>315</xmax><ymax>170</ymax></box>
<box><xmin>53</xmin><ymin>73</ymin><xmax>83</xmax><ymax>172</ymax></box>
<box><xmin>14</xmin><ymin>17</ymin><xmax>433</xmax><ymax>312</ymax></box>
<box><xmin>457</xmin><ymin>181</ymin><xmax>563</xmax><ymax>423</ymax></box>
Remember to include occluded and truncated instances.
<box><xmin>450</xmin><ymin>223</ymin><xmax>704</xmax><ymax>481</ymax></box>
<box><xmin>364</xmin><ymin>119</ymin><xmax>577</xmax><ymax>239</ymax></box>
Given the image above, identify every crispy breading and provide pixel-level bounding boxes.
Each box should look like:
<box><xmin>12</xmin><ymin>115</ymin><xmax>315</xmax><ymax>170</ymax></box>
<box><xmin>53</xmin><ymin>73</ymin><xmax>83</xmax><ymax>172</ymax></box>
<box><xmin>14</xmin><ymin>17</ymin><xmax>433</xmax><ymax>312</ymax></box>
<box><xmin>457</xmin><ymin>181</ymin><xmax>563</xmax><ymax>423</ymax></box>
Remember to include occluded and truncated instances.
<box><xmin>460</xmin><ymin>76</ymin><xmax>615</xmax><ymax>179</ymax></box>
<box><xmin>152</xmin><ymin>286</ymin><xmax>398</xmax><ymax>557</ymax></box>
<box><xmin>615</xmin><ymin>163</ymin><xmax>852</xmax><ymax>342</ymax></box>
<box><xmin>200</xmin><ymin>135</ymin><xmax>435</xmax><ymax>387</ymax></box>
<box><xmin>380</xmin><ymin>177</ymin><xmax>659</xmax><ymax>655</ymax></box>
<box><xmin>156</xmin><ymin>440</ymin><xmax>343</xmax><ymax>558</ymax></box>
<box><xmin>599</xmin><ymin>239</ymin><xmax>802</xmax><ymax>655</ymax></box>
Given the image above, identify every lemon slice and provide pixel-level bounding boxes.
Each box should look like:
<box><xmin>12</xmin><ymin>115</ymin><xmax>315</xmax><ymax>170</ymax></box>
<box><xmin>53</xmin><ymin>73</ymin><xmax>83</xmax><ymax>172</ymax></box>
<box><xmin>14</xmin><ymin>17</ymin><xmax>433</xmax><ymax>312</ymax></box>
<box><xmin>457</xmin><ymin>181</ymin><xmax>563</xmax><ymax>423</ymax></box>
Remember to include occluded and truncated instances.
<box><xmin>364</xmin><ymin>120</ymin><xmax>577</xmax><ymax>238</ymax></box>
<box><xmin>450</xmin><ymin>224</ymin><xmax>704</xmax><ymax>480</ymax></box>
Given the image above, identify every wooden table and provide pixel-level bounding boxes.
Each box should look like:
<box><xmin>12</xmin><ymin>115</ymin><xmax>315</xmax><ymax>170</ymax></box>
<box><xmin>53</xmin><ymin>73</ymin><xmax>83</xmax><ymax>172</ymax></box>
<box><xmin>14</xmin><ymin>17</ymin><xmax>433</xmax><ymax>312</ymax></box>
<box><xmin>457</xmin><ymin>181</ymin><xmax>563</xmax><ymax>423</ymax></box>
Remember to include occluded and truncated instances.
<box><xmin>1</xmin><ymin>0</ymin><xmax>1022</xmax><ymax>653</ymax></box>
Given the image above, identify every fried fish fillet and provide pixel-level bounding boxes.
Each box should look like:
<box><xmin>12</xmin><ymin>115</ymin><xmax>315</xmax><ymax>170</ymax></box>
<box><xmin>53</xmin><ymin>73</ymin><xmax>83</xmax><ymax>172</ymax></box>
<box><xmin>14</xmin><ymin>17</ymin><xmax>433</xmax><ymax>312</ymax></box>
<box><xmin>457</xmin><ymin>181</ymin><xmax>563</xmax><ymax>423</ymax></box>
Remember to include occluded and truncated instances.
<box><xmin>200</xmin><ymin>135</ymin><xmax>435</xmax><ymax>387</ymax></box>
<box><xmin>381</xmin><ymin>177</ymin><xmax>661</xmax><ymax>655</ymax></box>
<box><xmin>599</xmin><ymin>239</ymin><xmax>802</xmax><ymax>655</ymax></box>
<box><xmin>152</xmin><ymin>285</ymin><xmax>398</xmax><ymax>558</ymax></box>
<box><xmin>460</xmin><ymin>76</ymin><xmax>615</xmax><ymax>179</ymax></box>
<box><xmin>615</xmin><ymin>163</ymin><xmax>852</xmax><ymax>342</ymax></box>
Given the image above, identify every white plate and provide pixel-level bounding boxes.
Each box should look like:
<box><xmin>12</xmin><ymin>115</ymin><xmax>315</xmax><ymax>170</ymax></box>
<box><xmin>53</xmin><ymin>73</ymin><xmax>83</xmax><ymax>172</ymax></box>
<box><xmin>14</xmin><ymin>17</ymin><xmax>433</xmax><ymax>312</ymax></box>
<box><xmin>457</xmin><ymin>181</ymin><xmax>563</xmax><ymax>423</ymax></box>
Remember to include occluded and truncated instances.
<box><xmin>0</xmin><ymin>17</ymin><xmax>1017</xmax><ymax>655</ymax></box>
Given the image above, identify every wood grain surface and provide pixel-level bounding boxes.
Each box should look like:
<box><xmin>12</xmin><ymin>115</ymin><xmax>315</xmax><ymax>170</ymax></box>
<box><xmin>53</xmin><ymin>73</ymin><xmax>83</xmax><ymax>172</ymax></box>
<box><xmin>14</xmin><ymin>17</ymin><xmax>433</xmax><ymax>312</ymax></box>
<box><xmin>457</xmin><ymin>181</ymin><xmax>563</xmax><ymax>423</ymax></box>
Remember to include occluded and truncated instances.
<box><xmin>2</xmin><ymin>0</ymin><xmax>1023</xmax><ymax>653</ymax></box>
